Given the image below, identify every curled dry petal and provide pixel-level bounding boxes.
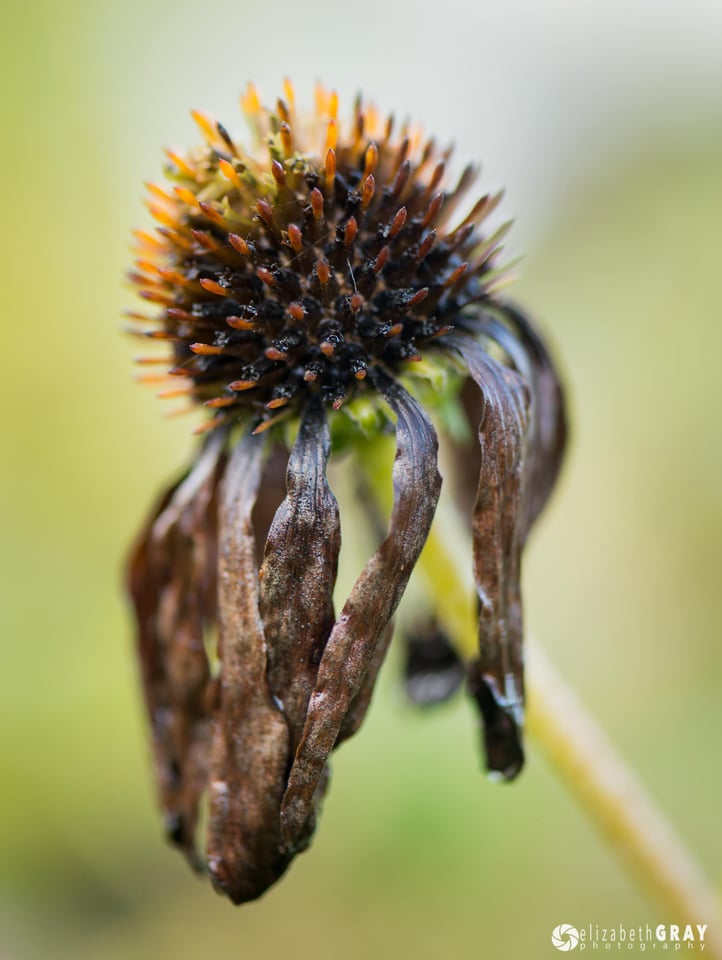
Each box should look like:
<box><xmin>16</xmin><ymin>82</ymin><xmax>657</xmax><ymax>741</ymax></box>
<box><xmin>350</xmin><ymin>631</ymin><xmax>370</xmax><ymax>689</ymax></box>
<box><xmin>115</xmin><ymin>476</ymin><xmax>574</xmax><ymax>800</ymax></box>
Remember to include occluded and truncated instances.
<box><xmin>446</xmin><ymin>332</ymin><xmax>531</xmax><ymax>780</ymax></box>
<box><xmin>206</xmin><ymin>431</ymin><xmax>292</xmax><ymax>904</ymax></box>
<box><xmin>482</xmin><ymin>301</ymin><xmax>567</xmax><ymax>534</ymax></box>
<box><xmin>280</xmin><ymin>373</ymin><xmax>442</xmax><ymax>846</ymax></box>
<box><xmin>259</xmin><ymin>400</ymin><xmax>341</xmax><ymax>755</ymax></box>
<box><xmin>452</xmin><ymin>305</ymin><xmax>567</xmax><ymax>538</ymax></box>
<box><xmin>444</xmin><ymin>309</ymin><xmax>566</xmax><ymax>779</ymax></box>
<box><xmin>337</xmin><ymin>620</ymin><xmax>394</xmax><ymax>745</ymax></box>
<box><xmin>250</xmin><ymin>444</ymin><xmax>289</xmax><ymax>565</ymax></box>
<box><xmin>126</xmin><ymin>430</ymin><xmax>226</xmax><ymax>865</ymax></box>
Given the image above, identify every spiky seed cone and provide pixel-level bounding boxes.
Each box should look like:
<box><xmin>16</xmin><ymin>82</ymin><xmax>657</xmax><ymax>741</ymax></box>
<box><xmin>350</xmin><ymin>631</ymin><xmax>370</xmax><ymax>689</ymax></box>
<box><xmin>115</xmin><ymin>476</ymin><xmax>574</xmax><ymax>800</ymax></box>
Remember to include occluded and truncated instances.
<box><xmin>130</xmin><ymin>82</ymin><xmax>511</xmax><ymax>432</ymax></box>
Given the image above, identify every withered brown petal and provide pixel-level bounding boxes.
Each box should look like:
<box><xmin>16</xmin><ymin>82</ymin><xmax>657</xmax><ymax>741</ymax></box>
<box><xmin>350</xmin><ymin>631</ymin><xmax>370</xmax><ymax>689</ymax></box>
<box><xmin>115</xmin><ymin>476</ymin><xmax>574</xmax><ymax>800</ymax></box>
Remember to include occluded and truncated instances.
<box><xmin>446</xmin><ymin>332</ymin><xmax>531</xmax><ymax>780</ymax></box>
<box><xmin>250</xmin><ymin>444</ymin><xmax>289</xmax><ymax>566</ymax></box>
<box><xmin>486</xmin><ymin>301</ymin><xmax>567</xmax><ymax>535</ymax></box>
<box><xmin>126</xmin><ymin>430</ymin><xmax>226</xmax><ymax>866</ymax></box>
<box><xmin>259</xmin><ymin>400</ymin><xmax>340</xmax><ymax>753</ymax></box>
<box><xmin>206</xmin><ymin>430</ymin><xmax>292</xmax><ymax>905</ymax></box>
<box><xmin>336</xmin><ymin>620</ymin><xmax>394</xmax><ymax>745</ymax></box>
<box><xmin>280</xmin><ymin>372</ymin><xmax>442</xmax><ymax>846</ymax></box>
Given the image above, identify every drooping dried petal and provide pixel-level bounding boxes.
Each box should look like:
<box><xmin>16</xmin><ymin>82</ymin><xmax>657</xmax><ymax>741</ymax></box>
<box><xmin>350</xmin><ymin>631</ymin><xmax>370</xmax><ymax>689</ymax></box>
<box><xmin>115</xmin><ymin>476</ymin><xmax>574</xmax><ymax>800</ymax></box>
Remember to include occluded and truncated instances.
<box><xmin>259</xmin><ymin>400</ymin><xmax>341</xmax><ymax>753</ymax></box>
<box><xmin>492</xmin><ymin>301</ymin><xmax>567</xmax><ymax>535</ymax></box>
<box><xmin>446</xmin><ymin>332</ymin><xmax>531</xmax><ymax>780</ymax></box>
<box><xmin>450</xmin><ymin>305</ymin><xmax>566</xmax><ymax>532</ymax></box>
<box><xmin>126</xmin><ymin>430</ymin><xmax>226</xmax><ymax>865</ymax></box>
<box><xmin>206</xmin><ymin>431</ymin><xmax>292</xmax><ymax>904</ymax></box>
<box><xmin>250</xmin><ymin>444</ymin><xmax>289</xmax><ymax>565</ymax></box>
<box><xmin>337</xmin><ymin>620</ymin><xmax>394</xmax><ymax>745</ymax></box>
<box><xmin>280</xmin><ymin>373</ymin><xmax>442</xmax><ymax>846</ymax></box>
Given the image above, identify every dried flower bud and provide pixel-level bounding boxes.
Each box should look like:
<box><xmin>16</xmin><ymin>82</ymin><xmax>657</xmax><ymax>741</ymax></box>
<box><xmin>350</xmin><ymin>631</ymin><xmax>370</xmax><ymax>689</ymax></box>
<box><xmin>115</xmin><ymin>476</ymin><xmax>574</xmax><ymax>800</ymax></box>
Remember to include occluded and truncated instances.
<box><xmin>126</xmin><ymin>82</ymin><xmax>566</xmax><ymax>904</ymax></box>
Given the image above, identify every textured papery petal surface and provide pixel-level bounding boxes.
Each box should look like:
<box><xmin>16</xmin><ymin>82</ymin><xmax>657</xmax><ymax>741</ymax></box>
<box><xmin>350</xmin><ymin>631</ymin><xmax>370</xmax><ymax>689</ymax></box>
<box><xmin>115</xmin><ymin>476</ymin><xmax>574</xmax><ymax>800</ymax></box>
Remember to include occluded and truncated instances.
<box><xmin>126</xmin><ymin>431</ymin><xmax>226</xmax><ymax>864</ymax></box>
<box><xmin>337</xmin><ymin>620</ymin><xmax>395</xmax><ymax>744</ymax></box>
<box><xmin>259</xmin><ymin>401</ymin><xmax>341</xmax><ymax>754</ymax></box>
<box><xmin>446</xmin><ymin>332</ymin><xmax>531</xmax><ymax>779</ymax></box>
<box><xmin>493</xmin><ymin>302</ymin><xmax>567</xmax><ymax>535</ymax></box>
<box><xmin>206</xmin><ymin>431</ymin><xmax>292</xmax><ymax>904</ymax></box>
<box><xmin>280</xmin><ymin>373</ymin><xmax>442</xmax><ymax>845</ymax></box>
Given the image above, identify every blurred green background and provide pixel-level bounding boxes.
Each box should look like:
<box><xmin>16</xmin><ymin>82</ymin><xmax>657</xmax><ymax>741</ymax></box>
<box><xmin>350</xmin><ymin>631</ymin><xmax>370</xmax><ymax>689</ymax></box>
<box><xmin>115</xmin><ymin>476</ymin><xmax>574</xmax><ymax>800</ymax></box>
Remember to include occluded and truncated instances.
<box><xmin>2</xmin><ymin>0</ymin><xmax>721</xmax><ymax>956</ymax></box>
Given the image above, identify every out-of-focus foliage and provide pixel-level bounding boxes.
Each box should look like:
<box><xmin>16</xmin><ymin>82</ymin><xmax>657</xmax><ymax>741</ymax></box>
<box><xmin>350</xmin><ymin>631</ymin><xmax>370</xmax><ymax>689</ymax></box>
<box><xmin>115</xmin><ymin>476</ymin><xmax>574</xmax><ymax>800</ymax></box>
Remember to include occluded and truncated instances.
<box><xmin>2</xmin><ymin>0</ymin><xmax>721</xmax><ymax>956</ymax></box>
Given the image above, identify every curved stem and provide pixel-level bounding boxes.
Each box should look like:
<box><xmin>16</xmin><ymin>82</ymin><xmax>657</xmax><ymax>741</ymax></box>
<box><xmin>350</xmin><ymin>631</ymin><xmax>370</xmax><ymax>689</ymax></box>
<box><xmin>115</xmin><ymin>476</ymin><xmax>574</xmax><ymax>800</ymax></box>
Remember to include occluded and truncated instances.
<box><xmin>527</xmin><ymin>643</ymin><xmax>722</xmax><ymax>955</ymax></box>
<box><xmin>417</xmin><ymin>518</ymin><xmax>722</xmax><ymax>955</ymax></box>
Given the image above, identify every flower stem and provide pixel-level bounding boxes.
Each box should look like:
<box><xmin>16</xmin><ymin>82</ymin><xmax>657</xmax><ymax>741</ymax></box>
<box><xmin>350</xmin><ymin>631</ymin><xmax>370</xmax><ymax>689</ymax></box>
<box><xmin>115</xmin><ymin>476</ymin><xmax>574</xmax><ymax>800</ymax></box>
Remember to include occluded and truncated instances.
<box><xmin>416</xmin><ymin>518</ymin><xmax>722</xmax><ymax>954</ymax></box>
<box><xmin>527</xmin><ymin>643</ymin><xmax>722</xmax><ymax>955</ymax></box>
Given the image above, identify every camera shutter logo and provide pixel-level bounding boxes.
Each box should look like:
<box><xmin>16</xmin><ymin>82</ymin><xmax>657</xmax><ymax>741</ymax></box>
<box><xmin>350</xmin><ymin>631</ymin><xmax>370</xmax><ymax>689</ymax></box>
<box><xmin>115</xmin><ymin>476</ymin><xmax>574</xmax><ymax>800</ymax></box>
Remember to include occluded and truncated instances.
<box><xmin>551</xmin><ymin>924</ymin><xmax>580</xmax><ymax>951</ymax></box>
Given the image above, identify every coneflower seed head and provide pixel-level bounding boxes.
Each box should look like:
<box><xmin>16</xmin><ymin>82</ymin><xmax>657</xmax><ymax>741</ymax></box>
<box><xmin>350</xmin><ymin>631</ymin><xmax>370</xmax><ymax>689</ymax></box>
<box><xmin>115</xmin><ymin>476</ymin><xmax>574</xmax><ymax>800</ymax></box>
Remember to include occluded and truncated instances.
<box><xmin>130</xmin><ymin>82</ymin><xmax>510</xmax><ymax>433</ymax></box>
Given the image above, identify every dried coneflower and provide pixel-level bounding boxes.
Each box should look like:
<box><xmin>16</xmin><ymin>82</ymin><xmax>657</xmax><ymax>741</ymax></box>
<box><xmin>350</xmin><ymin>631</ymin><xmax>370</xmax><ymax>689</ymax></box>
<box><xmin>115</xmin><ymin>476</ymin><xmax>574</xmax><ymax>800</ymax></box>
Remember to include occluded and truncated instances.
<box><xmin>126</xmin><ymin>82</ymin><xmax>567</xmax><ymax>904</ymax></box>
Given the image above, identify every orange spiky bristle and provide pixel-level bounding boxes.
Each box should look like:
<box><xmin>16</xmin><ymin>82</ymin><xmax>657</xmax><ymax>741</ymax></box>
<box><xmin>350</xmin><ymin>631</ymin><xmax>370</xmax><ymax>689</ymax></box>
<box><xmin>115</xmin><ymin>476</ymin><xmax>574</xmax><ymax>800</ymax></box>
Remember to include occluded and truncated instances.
<box><xmin>129</xmin><ymin>81</ymin><xmax>511</xmax><ymax>430</ymax></box>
